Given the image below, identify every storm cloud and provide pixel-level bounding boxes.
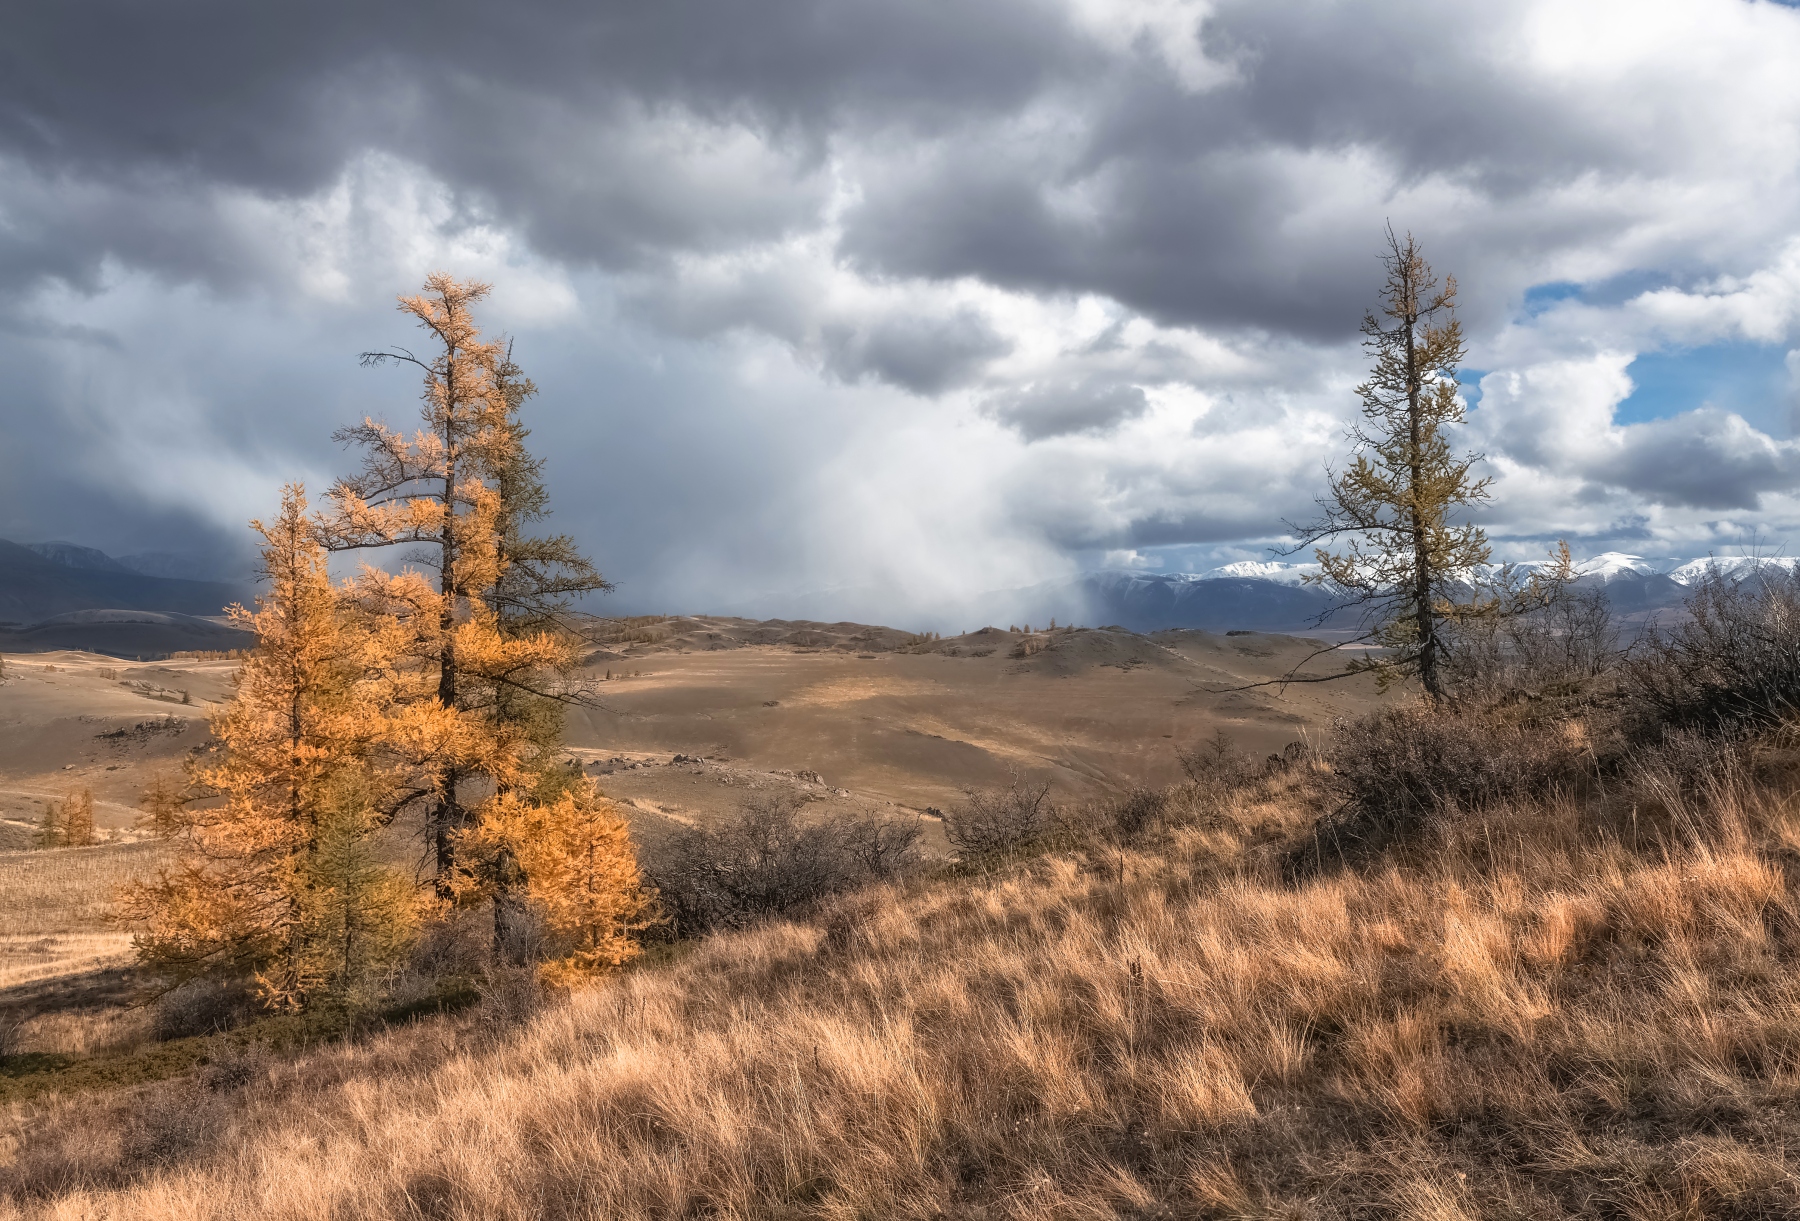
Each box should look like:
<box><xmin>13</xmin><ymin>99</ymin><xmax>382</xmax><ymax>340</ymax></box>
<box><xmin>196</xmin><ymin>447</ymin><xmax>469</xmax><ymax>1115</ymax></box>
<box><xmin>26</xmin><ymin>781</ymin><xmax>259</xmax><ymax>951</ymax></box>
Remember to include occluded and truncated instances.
<box><xmin>3</xmin><ymin>0</ymin><xmax>1800</xmax><ymax>620</ymax></box>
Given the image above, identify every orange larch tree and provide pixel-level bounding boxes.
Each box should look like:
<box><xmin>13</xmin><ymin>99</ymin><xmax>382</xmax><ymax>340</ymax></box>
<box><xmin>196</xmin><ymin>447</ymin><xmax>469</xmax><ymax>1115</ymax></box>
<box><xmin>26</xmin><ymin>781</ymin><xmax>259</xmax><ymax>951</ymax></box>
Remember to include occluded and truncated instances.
<box><xmin>319</xmin><ymin>276</ymin><xmax>547</xmax><ymax>892</ymax></box>
<box><xmin>121</xmin><ymin>486</ymin><xmax>436</xmax><ymax>1009</ymax></box>
<box><xmin>461</xmin><ymin>783</ymin><xmax>653</xmax><ymax>984</ymax></box>
<box><xmin>322</xmin><ymin>274</ymin><xmax>647</xmax><ymax>980</ymax></box>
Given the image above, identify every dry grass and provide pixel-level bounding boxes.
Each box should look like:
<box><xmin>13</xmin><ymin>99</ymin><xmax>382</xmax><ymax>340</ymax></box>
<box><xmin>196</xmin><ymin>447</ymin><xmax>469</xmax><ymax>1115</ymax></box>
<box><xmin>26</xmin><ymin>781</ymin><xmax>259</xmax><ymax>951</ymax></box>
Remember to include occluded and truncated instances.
<box><xmin>0</xmin><ymin>844</ymin><xmax>163</xmax><ymax>1057</ymax></box>
<box><xmin>8</xmin><ymin>749</ymin><xmax>1800</xmax><ymax>1216</ymax></box>
<box><xmin>0</xmin><ymin>843</ymin><xmax>165</xmax><ymax>939</ymax></box>
<box><xmin>0</xmin><ymin>935</ymin><xmax>134</xmax><ymax>992</ymax></box>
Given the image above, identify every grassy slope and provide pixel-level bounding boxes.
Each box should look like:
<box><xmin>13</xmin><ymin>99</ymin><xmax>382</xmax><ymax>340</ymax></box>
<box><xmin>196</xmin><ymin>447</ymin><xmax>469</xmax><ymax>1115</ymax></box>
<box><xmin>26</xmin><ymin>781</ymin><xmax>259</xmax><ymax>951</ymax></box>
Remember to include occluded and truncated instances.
<box><xmin>8</xmin><ymin>752</ymin><xmax>1800</xmax><ymax>1219</ymax></box>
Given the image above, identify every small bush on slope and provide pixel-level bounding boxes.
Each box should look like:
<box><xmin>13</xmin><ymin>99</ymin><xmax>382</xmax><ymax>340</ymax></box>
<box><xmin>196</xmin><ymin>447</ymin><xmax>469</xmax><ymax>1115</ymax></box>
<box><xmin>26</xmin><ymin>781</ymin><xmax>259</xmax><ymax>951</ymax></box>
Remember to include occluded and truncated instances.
<box><xmin>940</xmin><ymin>777</ymin><xmax>1055</xmax><ymax>857</ymax></box>
<box><xmin>643</xmin><ymin>792</ymin><xmax>923</xmax><ymax>934</ymax></box>
<box><xmin>1306</xmin><ymin>700</ymin><xmax>1596</xmax><ymax>871</ymax></box>
<box><xmin>1624</xmin><ymin>566</ymin><xmax>1800</xmax><ymax>735</ymax></box>
<box><xmin>10</xmin><ymin>733</ymin><xmax>1800</xmax><ymax>1219</ymax></box>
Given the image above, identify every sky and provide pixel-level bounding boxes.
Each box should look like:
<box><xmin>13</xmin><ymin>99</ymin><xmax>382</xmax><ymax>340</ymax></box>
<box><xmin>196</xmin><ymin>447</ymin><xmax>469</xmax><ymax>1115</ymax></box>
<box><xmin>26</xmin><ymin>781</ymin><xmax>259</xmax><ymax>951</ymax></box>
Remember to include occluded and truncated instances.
<box><xmin>2</xmin><ymin>0</ymin><xmax>1799</xmax><ymax>624</ymax></box>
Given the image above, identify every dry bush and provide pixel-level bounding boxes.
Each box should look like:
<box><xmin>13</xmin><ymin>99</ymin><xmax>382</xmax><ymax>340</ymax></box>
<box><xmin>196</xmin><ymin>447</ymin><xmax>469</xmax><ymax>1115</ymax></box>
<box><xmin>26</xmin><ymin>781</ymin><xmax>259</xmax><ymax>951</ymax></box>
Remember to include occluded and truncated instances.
<box><xmin>1311</xmin><ymin>702</ymin><xmax>1592</xmax><ymax>868</ymax></box>
<box><xmin>940</xmin><ymin>779</ymin><xmax>1055</xmax><ymax>857</ymax></box>
<box><xmin>472</xmin><ymin>964</ymin><xmax>563</xmax><ymax>1033</ymax></box>
<box><xmin>1177</xmin><ymin>728</ymin><xmax>1257</xmax><ymax>789</ymax></box>
<box><xmin>1444</xmin><ymin>580</ymin><xmax>1618</xmax><ymax>700</ymax></box>
<box><xmin>1062</xmin><ymin>786</ymin><xmax>1170</xmax><ymax>847</ymax></box>
<box><xmin>1056</xmin><ymin>789</ymin><xmax>1162</xmax><ymax>850</ymax></box>
<box><xmin>644</xmin><ymin>794</ymin><xmax>916</xmax><ymax>935</ymax></box>
<box><xmin>1624</xmin><ymin>566</ymin><xmax>1800</xmax><ymax>734</ymax></box>
<box><xmin>836</xmin><ymin>814</ymin><xmax>924</xmax><ymax>880</ymax></box>
<box><xmin>152</xmin><ymin>979</ymin><xmax>258</xmax><ymax>1042</ymax></box>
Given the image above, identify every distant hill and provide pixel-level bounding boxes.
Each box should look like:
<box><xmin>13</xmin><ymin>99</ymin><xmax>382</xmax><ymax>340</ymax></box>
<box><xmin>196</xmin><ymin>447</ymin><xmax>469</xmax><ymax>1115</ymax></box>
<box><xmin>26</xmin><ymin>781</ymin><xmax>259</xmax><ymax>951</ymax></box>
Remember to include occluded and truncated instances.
<box><xmin>1065</xmin><ymin>571</ymin><xmax>1350</xmax><ymax>634</ymax></box>
<box><xmin>21</xmin><ymin>541</ymin><xmax>134</xmax><ymax>573</ymax></box>
<box><xmin>0</xmin><ymin>609</ymin><xmax>255</xmax><ymax>658</ymax></box>
<box><xmin>0</xmin><ymin>538</ymin><xmax>249</xmax><ymax>625</ymax></box>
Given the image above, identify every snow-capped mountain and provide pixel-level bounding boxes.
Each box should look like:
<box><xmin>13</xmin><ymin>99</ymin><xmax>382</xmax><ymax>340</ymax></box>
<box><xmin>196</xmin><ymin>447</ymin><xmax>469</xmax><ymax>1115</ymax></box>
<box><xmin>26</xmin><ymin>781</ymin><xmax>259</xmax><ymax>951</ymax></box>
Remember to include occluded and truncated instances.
<box><xmin>1664</xmin><ymin>556</ymin><xmax>1800</xmax><ymax>584</ymax></box>
<box><xmin>1189</xmin><ymin>552</ymin><xmax>1797</xmax><ymax>588</ymax></box>
<box><xmin>1199</xmin><ymin>560</ymin><xmax>1321</xmax><ymax>585</ymax></box>
<box><xmin>1047</xmin><ymin>552</ymin><xmax>1800</xmax><ymax>634</ymax></box>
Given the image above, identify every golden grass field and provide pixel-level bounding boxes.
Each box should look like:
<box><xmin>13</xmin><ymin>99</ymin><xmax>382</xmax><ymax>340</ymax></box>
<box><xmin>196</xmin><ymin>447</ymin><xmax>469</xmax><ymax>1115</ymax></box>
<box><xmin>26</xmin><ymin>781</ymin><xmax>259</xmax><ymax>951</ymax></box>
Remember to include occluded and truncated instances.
<box><xmin>8</xmin><ymin>744</ymin><xmax>1800</xmax><ymax>1218</ymax></box>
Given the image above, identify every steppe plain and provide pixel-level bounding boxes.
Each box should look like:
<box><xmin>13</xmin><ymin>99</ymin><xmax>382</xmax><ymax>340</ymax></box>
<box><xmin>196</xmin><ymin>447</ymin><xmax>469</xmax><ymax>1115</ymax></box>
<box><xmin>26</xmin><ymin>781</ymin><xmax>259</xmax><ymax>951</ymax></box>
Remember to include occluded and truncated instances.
<box><xmin>0</xmin><ymin>616</ymin><xmax>1378</xmax><ymax>1059</ymax></box>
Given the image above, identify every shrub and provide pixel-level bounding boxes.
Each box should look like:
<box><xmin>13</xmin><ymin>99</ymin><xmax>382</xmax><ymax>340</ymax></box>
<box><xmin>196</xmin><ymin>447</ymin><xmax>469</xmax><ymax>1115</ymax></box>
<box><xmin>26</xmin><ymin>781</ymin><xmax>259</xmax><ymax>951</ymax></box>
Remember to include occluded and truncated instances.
<box><xmin>1177</xmin><ymin>730</ymin><xmax>1256</xmax><ymax>789</ymax></box>
<box><xmin>153</xmin><ymin>979</ymin><xmax>257</xmax><ymax>1042</ymax></box>
<box><xmin>474</xmin><ymin>964</ymin><xmax>563</xmax><ymax>1032</ymax></box>
<box><xmin>1623</xmin><ymin>566</ymin><xmax>1800</xmax><ymax>735</ymax></box>
<box><xmin>1444</xmin><ymin>579</ymin><xmax>1617</xmax><ymax>700</ymax></box>
<box><xmin>198</xmin><ymin>1042</ymin><xmax>273</xmax><ymax>1093</ymax></box>
<box><xmin>940</xmin><ymin>780</ymin><xmax>1054</xmax><ymax>857</ymax></box>
<box><xmin>836</xmin><ymin>815</ymin><xmax>924</xmax><ymax>880</ymax></box>
<box><xmin>116</xmin><ymin>1082</ymin><xmax>230</xmax><ymax>1171</ymax></box>
<box><xmin>1110</xmin><ymin>787</ymin><xmax>1167</xmax><ymax>841</ymax></box>
<box><xmin>1056</xmin><ymin>786</ymin><xmax>1171</xmax><ymax>848</ymax></box>
<box><xmin>1309</xmin><ymin>702</ymin><xmax>1589</xmax><ymax>867</ymax></box>
<box><xmin>645</xmin><ymin>794</ymin><xmax>916</xmax><ymax>935</ymax></box>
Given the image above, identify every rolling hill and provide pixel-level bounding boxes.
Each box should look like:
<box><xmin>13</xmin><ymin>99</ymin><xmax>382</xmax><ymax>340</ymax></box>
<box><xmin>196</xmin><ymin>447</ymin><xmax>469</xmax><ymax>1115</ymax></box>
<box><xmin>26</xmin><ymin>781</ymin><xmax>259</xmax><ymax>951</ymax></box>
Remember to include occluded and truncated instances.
<box><xmin>0</xmin><ymin>539</ymin><xmax>247</xmax><ymax>627</ymax></box>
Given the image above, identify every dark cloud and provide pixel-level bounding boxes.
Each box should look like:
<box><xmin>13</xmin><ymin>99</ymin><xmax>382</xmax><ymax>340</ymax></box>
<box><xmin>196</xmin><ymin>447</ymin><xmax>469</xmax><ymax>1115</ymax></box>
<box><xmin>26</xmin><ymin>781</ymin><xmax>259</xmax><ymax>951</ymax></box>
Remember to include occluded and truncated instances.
<box><xmin>0</xmin><ymin>1</ymin><xmax>1086</xmax><ymax>289</ymax></box>
<box><xmin>818</xmin><ymin>309</ymin><xmax>1011</xmax><ymax>395</ymax></box>
<box><xmin>984</xmin><ymin>377</ymin><xmax>1148</xmax><ymax>440</ymax></box>
<box><xmin>1592</xmin><ymin>410</ymin><xmax>1798</xmax><ymax>512</ymax></box>
<box><xmin>8</xmin><ymin>0</ymin><xmax>1767</xmax><ymax>326</ymax></box>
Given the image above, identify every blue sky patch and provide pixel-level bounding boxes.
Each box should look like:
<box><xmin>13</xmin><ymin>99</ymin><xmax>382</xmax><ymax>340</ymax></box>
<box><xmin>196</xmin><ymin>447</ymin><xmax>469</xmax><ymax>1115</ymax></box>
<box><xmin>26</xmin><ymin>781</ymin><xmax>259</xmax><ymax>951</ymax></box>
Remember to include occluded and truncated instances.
<box><xmin>1520</xmin><ymin>282</ymin><xmax>1582</xmax><ymax>316</ymax></box>
<box><xmin>1458</xmin><ymin>368</ymin><xmax>1488</xmax><ymax>410</ymax></box>
<box><xmin>1616</xmin><ymin>341</ymin><xmax>1792</xmax><ymax>432</ymax></box>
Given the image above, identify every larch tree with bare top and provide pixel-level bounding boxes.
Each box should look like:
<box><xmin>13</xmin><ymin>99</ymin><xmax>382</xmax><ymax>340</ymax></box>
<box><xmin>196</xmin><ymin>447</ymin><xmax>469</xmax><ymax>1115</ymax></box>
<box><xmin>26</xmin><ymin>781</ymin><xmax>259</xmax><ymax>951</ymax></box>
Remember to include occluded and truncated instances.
<box><xmin>318</xmin><ymin>276</ymin><xmax>556</xmax><ymax>893</ymax></box>
<box><xmin>1292</xmin><ymin>229</ymin><xmax>1495</xmax><ymax>701</ymax></box>
<box><xmin>321</xmin><ymin>274</ymin><xmax>646</xmax><ymax>976</ymax></box>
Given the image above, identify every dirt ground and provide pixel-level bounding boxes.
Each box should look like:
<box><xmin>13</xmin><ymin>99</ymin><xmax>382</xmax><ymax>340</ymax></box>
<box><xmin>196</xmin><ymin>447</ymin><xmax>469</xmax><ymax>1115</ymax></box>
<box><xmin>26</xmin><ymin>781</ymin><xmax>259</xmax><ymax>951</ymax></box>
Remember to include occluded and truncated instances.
<box><xmin>564</xmin><ymin>620</ymin><xmax>1384</xmax><ymax>834</ymax></box>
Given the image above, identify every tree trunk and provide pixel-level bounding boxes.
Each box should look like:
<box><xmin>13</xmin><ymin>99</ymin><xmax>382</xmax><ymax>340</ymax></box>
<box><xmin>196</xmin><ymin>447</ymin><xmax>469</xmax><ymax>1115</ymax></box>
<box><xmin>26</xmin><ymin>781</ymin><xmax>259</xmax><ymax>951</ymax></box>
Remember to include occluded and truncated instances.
<box><xmin>433</xmin><ymin>390</ymin><xmax>461</xmax><ymax>894</ymax></box>
<box><xmin>1402</xmin><ymin>265</ymin><xmax>1443</xmax><ymax>701</ymax></box>
<box><xmin>492</xmin><ymin>844</ymin><xmax>527</xmax><ymax>963</ymax></box>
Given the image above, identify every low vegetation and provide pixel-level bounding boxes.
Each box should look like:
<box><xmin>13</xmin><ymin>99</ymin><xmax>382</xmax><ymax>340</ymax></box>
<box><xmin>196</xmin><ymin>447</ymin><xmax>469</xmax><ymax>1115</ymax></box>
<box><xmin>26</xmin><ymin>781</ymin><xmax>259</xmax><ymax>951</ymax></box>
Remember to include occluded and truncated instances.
<box><xmin>7</xmin><ymin>568</ymin><xmax>1800</xmax><ymax>1217</ymax></box>
<box><xmin>645</xmin><ymin>793</ymin><xmax>923</xmax><ymax>935</ymax></box>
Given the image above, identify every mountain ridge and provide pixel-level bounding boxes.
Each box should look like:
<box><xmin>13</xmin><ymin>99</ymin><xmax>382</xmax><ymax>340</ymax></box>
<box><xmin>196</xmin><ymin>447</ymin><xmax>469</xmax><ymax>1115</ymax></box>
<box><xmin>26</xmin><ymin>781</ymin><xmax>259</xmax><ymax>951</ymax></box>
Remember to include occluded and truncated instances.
<box><xmin>0</xmin><ymin>538</ymin><xmax>249</xmax><ymax>626</ymax></box>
